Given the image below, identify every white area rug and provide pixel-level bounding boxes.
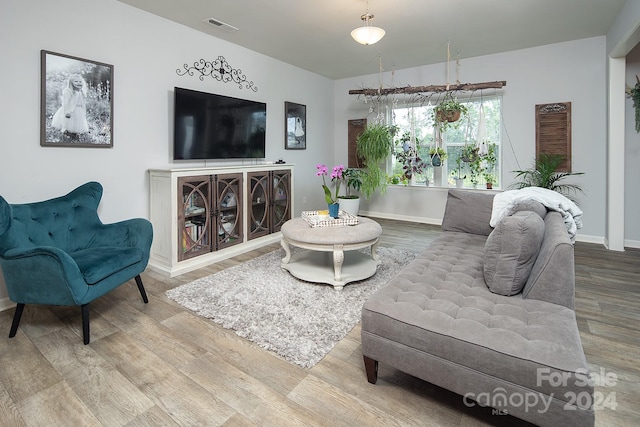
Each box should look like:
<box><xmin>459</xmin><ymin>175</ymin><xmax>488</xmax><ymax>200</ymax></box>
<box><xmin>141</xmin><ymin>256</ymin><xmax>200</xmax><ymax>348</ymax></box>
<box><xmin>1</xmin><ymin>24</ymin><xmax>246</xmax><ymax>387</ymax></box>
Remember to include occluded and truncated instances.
<box><xmin>166</xmin><ymin>247</ymin><xmax>415</xmax><ymax>368</ymax></box>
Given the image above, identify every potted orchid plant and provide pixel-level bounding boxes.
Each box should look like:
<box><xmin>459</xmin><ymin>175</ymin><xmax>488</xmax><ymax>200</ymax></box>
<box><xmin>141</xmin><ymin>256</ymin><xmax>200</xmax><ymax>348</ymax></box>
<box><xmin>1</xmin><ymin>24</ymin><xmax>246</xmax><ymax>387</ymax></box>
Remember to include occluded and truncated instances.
<box><xmin>316</xmin><ymin>164</ymin><xmax>344</xmax><ymax>218</ymax></box>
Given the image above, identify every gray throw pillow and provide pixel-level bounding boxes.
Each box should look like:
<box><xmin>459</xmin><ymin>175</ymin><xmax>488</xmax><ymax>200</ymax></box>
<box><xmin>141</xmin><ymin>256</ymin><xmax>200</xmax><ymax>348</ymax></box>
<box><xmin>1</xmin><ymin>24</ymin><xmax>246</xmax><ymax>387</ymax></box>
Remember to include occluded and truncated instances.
<box><xmin>441</xmin><ymin>189</ymin><xmax>495</xmax><ymax>236</ymax></box>
<box><xmin>483</xmin><ymin>211</ymin><xmax>545</xmax><ymax>296</ymax></box>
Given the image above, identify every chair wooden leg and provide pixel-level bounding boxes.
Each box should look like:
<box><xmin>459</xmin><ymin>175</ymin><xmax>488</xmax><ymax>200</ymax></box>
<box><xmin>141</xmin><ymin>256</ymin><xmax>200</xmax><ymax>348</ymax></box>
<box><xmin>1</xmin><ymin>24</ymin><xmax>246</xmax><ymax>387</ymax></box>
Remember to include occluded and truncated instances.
<box><xmin>363</xmin><ymin>355</ymin><xmax>379</xmax><ymax>384</ymax></box>
<box><xmin>9</xmin><ymin>303</ymin><xmax>25</xmax><ymax>338</ymax></box>
<box><xmin>135</xmin><ymin>275</ymin><xmax>149</xmax><ymax>304</ymax></box>
<box><xmin>81</xmin><ymin>304</ymin><xmax>90</xmax><ymax>345</ymax></box>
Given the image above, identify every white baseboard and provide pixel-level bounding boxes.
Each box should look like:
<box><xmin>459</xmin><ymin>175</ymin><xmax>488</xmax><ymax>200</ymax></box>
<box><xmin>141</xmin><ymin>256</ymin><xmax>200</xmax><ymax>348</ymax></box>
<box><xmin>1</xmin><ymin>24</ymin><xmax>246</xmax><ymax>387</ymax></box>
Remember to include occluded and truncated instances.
<box><xmin>624</xmin><ymin>239</ymin><xmax>640</xmax><ymax>249</ymax></box>
<box><xmin>575</xmin><ymin>234</ymin><xmax>605</xmax><ymax>245</ymax></box>
<box><xmin>0</xmin><ymin>297</ymin><xmax>15</xmax><ymax>313</ymax></box>
<box><xmin>359</xmin><ymin>210</ymin><xmax>442</xmax><ymax>226</ymax></box>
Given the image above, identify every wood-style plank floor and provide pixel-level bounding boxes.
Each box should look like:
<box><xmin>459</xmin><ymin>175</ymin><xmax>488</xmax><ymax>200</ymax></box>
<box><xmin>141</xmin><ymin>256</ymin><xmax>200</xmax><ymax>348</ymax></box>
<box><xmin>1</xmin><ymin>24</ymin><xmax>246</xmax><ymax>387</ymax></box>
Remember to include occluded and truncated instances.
<box><xmin>0</xmin><ymin>218</ymin><xmax>638</xmax><ymax>426</ymax></box>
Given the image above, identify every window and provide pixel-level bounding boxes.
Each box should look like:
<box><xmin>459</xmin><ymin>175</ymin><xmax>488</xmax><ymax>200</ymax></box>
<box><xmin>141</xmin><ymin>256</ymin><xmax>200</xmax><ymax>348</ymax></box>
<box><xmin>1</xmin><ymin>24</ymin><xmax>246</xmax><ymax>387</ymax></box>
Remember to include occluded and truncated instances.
<box><xmin>390</xmin><ymin>96</ymin><xmax>502</xmax><ymax>188</ymax></box>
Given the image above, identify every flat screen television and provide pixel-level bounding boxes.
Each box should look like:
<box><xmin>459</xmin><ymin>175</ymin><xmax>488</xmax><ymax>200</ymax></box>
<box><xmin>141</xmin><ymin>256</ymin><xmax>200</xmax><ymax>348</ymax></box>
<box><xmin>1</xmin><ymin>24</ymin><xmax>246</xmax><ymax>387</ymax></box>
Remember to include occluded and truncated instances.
<box><xmin>173</xmin><ymin>87</ymin><xmax>266</xmax><ymax>160</ymax></box>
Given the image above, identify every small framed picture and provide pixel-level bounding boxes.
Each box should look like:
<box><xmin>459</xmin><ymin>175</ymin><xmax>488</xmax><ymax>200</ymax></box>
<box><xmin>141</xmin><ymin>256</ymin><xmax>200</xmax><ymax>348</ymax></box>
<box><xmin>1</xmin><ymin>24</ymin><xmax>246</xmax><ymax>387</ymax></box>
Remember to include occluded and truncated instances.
<box><xmin>41</xmin><ymin>50</ymin><xmax>114</xmax><ymax>148</ymax></box>
<box><xmin>285</xmin><ymin>101</ymin><xmax>306</xmax><ymax>150</ymax></box>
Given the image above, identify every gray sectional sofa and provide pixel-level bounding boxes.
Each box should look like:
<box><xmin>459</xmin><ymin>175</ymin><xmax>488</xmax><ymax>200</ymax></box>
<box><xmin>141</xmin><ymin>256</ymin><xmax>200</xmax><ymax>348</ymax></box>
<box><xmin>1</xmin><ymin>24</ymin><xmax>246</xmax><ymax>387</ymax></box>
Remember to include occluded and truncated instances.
<box><xmin>361</xmin><ymin>189</ymin><xmax>594</xmax><ymax>427</ymax></box>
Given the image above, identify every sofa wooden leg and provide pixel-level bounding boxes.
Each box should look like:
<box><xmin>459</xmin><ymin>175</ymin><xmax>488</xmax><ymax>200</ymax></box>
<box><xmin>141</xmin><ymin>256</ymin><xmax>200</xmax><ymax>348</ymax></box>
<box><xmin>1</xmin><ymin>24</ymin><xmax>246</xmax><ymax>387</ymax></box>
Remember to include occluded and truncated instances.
<box><xmin>135</xmin><ymin>275</ymin><xmax>149</xmax><ymax>304</ymax></box>
<box><xmin>9</xmin><ymin>303</ymin><xmax>25</xmax><ymax>338</ymax></box>
<box><xmin>363</xmin><ymin>355</ymin><xmax>378</xmax><ymax>384</ymax></box>
<box><xmin>81</xmin><ymin>304</ymin><xmax>90</xmax><ymax>345</ymax></box>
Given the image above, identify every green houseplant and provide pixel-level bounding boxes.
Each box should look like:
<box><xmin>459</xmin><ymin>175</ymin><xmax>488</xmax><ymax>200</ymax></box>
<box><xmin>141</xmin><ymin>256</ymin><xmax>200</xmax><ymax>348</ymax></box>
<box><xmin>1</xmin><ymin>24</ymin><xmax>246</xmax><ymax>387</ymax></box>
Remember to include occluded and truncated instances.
<box><xmin>394</xmin><ymin>131</ymin><xmax>431</xmax><ymax>183</ymax></box>
<box><xmin>429</xmin><ymin>146</ymin><xmax>447</xmax><ymax>166</ymax></box>
<box><xmin>433</xmin><ymin>93</ymin><xmax>469</xmax><ymax>133</ymax></box>
<box><xmin>387</xmin><ymin>173</ymin><xmax>409</xmax><ymax>185</ymax></box>
<box><xmin>509</xmin><ymin>153</ymin><xmax>584</xmax><ymax>202</ymax></box>
<box><xmin>626</xmin><ymin>79</ymin><xmax>640</xmax><ymax>133</ymax></box>
<box><xmin>356</xmin><ymin>123</ymin><xmax>396</xmax><ymax>198</ymax></box>
<box><xmin>337</xmin><ymin>168</ymin><xmax>363</xmax><ymax>215</ymax></box>
<box><xmin>460</xmin><ymin>143</ymin><xmax>479</xmax><ymax>163</ymax></box>
<box><xmin>481</xmin><ymin>142</ymin><xmax>498</xmax><ymax>188</ymax></box>
<box><xmin>484</xmin><ymin>172</ymin><xmax>496</xmax><ymax>189</ymax></box>
<box><xmin>462</xmin><ymin>142</ymin><xmax>498</xmax><ymax>188</ymax></box>
<box><xmin>451</xmin><ymin>153</ymin><xmax>466</xmax><ymax>187</ymax></box>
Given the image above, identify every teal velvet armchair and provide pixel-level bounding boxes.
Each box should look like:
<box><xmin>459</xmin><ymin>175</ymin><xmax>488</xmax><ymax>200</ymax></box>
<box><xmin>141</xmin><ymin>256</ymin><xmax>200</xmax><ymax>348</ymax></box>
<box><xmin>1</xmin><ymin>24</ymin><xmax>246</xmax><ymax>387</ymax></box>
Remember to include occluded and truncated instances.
<box><xmin>0</xmin><ymin>182</ymin><xmax>153</xmax><ymax>344</ymax></box>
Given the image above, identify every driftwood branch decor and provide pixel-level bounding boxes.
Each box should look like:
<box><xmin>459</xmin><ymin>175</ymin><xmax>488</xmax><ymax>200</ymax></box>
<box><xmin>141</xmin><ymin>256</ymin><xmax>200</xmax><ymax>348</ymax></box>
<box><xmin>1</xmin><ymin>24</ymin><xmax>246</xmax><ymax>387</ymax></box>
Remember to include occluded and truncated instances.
<box><xmin>348</xmin><ymin>81</ymin><xmax>506</xmax><ymax>96</ymax></box>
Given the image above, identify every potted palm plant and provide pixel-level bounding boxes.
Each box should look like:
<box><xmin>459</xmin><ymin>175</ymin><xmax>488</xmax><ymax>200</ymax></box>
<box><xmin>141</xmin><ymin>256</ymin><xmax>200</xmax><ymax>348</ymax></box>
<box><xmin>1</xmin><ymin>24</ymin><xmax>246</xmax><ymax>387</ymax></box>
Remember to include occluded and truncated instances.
<box><xmin>356</xmin><ymin>123</ymin><xmax>396</xmax><ymax>198</ymax></box>
<box><xmin>509</xmin><ymin>153</ymin><xmax>584</xmax><ymax>202</ymax></box>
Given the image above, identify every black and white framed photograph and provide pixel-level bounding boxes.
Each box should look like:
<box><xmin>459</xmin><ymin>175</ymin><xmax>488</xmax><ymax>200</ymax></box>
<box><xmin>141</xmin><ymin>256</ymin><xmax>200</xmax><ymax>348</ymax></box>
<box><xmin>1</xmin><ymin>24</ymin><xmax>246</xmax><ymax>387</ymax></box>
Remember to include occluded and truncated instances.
<box><xmin>41</xmin><ymin>50</ymin><xmax>114</xmax><ymax>148</ymax></box>
<box><xmin>285</xmin><ymin>101</ymin><xmax>306</xmax><ymax>150</ymax></box>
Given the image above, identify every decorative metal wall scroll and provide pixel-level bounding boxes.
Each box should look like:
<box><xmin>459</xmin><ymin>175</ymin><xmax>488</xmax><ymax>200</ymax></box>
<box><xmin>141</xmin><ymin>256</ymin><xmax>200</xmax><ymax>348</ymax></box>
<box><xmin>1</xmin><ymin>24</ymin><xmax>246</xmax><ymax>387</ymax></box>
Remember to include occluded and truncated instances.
<box><xmin>176</xmin><ymin>55</ymin><xmax>258</xmax><ymax>92</ymax></box>
<box><xmin>538</xmin><ymin>103</ymin><xmax>568</xmax><ymax>113</ymax></box>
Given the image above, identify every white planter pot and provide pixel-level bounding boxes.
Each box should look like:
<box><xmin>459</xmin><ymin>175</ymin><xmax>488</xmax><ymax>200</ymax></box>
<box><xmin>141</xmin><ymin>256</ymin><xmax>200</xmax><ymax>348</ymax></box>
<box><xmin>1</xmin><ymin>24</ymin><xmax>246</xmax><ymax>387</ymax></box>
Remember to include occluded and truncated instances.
<box><xmin>338</xmin><ymin>197</ymin><xmax>360</xmax><ymax>216</ymax></box>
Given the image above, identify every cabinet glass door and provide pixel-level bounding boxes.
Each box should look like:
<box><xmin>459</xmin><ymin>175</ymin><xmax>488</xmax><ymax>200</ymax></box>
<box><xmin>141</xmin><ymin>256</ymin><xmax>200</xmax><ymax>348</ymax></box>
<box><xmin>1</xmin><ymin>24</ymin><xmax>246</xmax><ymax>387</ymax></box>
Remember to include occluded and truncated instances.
<box><xmin>216</xmin><ymin>174</ymin><xmax>243</xmax><ymax>250</ymax></box>
<box><xmin>178</xmin><ymin>176</ymin><xmax>211</xmax><ymax>261</ymax></box>
<box><xmin>247</xmin><ymin>172</ymin><xmax>270</xmax><ymax>240</ymax></box>
<box><xmin>272</xmin><ymin>170</ymin><xmax>291</xmax><ymax>232</ymax></box>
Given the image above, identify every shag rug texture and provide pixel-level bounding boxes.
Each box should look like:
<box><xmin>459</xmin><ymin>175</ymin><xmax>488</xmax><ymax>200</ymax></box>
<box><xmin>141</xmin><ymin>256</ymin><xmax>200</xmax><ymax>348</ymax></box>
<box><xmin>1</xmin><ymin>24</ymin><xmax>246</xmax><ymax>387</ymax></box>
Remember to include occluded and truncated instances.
<box><xmin>165</xmin><ymin>247</ymin><xmax>415</xmax><ymax>368</ymax></box>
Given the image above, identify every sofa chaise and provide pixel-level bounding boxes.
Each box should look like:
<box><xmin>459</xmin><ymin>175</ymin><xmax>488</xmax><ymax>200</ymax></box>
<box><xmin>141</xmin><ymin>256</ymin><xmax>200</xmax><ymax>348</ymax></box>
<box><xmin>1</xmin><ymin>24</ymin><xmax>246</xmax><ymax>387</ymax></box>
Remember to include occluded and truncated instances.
<box><xmin>361</xmin><ymin>189</ymin><xmax>594</xmax><ymax>426</ymax></box>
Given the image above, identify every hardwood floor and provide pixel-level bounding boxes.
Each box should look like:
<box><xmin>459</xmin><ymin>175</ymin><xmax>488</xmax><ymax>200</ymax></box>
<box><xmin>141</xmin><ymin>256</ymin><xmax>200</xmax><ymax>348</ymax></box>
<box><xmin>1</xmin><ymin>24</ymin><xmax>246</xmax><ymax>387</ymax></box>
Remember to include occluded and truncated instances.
<box><xmin>0</xmin><ymin>218</ymin><xmax>638</xmax><ymax>426</ymax></box>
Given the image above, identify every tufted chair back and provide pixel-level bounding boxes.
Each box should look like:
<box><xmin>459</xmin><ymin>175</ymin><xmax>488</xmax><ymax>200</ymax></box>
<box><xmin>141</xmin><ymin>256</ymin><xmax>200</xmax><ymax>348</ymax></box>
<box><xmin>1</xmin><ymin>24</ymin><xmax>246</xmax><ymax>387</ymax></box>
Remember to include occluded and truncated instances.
<box><xmin>0</xmin><ymin>182</ymin><xmax>104</xmax><ymax>255</ymax></box>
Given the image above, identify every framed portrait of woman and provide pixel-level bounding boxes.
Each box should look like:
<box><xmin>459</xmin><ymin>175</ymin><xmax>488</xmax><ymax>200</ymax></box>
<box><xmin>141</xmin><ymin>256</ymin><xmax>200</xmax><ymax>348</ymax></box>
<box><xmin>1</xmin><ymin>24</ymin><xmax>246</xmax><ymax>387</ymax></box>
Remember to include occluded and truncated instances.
<box><xmin>40</xmin><ymin>50</ymin><xmax>114</xmax><ymax>148</ymax></box>
<box><xmin>285</xmin><ymin>101</ymin><xmax>306</xmax><ymax>150</ymax></box>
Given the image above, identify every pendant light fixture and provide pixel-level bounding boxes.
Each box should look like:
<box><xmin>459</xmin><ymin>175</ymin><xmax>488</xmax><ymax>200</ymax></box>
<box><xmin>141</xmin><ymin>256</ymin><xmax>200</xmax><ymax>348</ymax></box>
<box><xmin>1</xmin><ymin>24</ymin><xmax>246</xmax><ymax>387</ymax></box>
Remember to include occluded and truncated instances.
<box><xmin>351</xmin><ymin>1</ymin><xmax>385</xmax><ymax>46</ymax></box>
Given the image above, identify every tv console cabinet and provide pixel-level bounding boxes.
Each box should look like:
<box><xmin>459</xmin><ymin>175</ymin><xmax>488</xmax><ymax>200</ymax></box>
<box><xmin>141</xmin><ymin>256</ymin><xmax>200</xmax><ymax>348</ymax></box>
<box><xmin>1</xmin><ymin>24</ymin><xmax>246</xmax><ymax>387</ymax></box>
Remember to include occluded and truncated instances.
<box><xmin>148</xmin><ymin>165</ymin><xmax>293</xmax><ymax>277</ymax></box>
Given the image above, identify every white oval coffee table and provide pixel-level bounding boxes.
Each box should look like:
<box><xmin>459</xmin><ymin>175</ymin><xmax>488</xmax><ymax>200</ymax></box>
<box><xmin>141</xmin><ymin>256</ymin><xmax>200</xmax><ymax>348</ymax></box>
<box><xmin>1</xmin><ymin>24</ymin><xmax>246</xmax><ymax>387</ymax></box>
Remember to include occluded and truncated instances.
<box><xmin>280</xmin><ymin>217</ymin><xmax>382</xmax><ymax>290</ymax></box>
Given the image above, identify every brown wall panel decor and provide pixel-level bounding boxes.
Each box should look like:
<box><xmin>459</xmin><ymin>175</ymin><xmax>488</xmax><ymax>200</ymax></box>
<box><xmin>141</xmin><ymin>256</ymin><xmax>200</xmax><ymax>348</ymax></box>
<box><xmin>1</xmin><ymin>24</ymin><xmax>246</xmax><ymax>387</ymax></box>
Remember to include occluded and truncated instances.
<box><xmin>348</xmin><ymin>119</ymin><xmax>367</xmax><ymax>168</ymax></box>
<box><xmin>535</xmin><ymin>102</ymin><xmax>572</xmax><ymax>171</ymax></box>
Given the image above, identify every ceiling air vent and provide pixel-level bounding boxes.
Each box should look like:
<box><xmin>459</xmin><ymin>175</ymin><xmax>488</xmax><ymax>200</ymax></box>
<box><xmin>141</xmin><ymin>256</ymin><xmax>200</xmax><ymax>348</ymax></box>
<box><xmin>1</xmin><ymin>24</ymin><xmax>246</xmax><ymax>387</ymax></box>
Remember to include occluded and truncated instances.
<box><xmin>204</xmin><ymin>17</ymin><xmax>239</xmax><ymax>33</ymax></box>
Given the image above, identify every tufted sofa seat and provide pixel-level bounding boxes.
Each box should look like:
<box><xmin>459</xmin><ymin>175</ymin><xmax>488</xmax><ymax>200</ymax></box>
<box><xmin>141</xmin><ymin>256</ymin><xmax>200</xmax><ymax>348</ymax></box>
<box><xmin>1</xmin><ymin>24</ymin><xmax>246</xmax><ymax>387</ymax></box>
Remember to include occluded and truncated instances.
<box><xmin>361</xmin><ymin>190</ymin><xmax>594</xmax><ymax>427</ymax></box>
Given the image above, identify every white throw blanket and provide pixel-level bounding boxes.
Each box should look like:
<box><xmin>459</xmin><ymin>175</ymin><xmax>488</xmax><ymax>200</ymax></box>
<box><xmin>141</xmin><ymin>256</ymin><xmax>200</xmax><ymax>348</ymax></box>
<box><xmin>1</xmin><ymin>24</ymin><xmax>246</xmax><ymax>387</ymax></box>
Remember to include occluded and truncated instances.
<box><xmin>490</xmin><ymin>187</ymin><xmax>583</xmax><ymax>242</ymax></box>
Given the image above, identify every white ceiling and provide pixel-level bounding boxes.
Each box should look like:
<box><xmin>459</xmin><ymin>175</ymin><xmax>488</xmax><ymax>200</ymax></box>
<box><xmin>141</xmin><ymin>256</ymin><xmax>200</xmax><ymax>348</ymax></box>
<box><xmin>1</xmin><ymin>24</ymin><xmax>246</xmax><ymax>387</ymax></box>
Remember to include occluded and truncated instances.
<box><xmin>117</xmin><ymin>0</ymin><xmax>626</xmax><ymax>80</ymax></box>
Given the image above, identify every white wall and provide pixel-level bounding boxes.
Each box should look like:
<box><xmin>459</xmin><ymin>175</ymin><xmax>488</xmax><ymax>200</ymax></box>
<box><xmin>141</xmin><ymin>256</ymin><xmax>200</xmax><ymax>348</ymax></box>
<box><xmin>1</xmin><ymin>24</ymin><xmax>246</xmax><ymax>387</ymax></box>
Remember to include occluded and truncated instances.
<box><xmin>333</xmin><ymin>37</ymin><xmax>608</xmax><ymax>242</ymax></box>
<box><xmin>0</xmin><ymin>0</ymin><xmax>335</xmax><ymax>306</ymax></box>
<box><xmin>607</xmin><ymin>0</ymin><xmax>640</xmax><ymax>247</ymax></box>
<box><xmin>625</xmin><ymin>47</ymin><xmax>640</xmax><ymax>244</ymax></box>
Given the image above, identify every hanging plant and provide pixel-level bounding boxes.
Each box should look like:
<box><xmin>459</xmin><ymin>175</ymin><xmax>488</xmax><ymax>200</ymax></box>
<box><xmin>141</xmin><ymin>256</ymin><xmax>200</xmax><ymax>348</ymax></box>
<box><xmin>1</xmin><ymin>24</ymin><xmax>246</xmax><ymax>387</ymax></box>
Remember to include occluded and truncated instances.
<box><xmin>626</xmin><ymin>77</ymin><xmax>640</xmax><ymax>133</ymax></box>
<box><xmin>460</xmin><ymin>143</ymin><xmax>479</xmax><ymax>163</ymax></box>
<box><xmin>394</xmin><ymin>132</ymin><xmax>430</xmax><ymax>180</ymax></box>
<box><xmin>356</xmin><ymin>123</ymin><xmax>397</xmax><ymax>198</ymax></box>
<box><xmin>432</xmin><ymin>93</ymin><xmax>469</xmax><ymax>133</ymax></box>
<box><xmin>429</xmin><ymin>147</ymin><xmax>447</xmax><ymax>167</ymax></box>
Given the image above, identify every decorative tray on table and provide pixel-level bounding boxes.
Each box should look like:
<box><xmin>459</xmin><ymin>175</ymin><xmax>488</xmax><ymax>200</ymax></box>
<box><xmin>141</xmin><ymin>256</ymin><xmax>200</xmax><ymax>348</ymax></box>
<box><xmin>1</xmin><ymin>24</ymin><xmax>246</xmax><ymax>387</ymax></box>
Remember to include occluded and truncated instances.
<box><xmin>301</xmin><ymin>210</ymin><xmax>359</xmax><ymax>227</ymax></box>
